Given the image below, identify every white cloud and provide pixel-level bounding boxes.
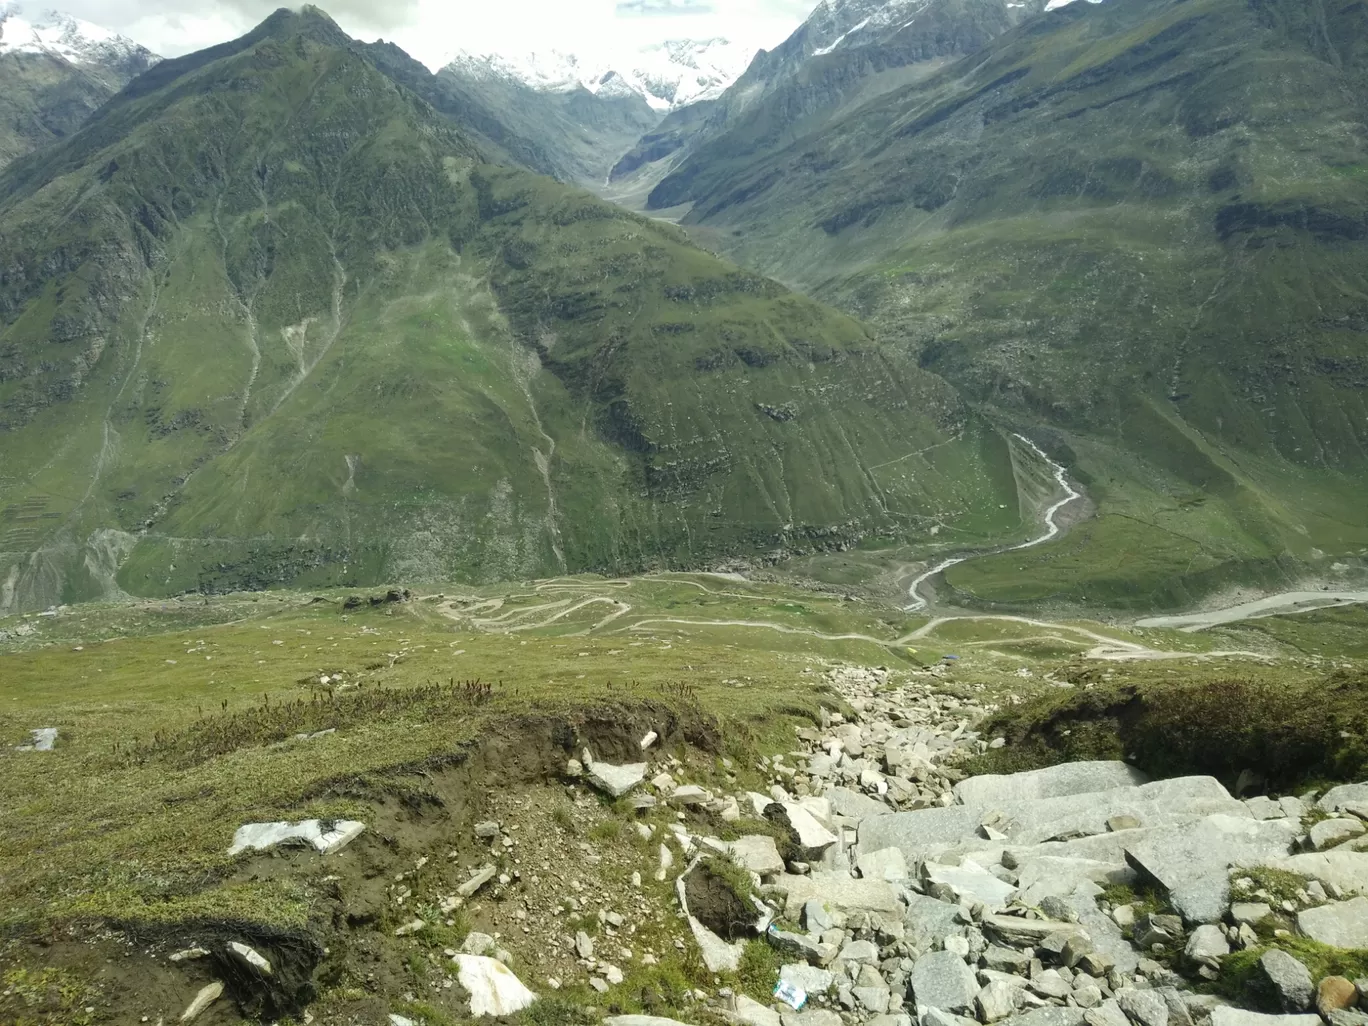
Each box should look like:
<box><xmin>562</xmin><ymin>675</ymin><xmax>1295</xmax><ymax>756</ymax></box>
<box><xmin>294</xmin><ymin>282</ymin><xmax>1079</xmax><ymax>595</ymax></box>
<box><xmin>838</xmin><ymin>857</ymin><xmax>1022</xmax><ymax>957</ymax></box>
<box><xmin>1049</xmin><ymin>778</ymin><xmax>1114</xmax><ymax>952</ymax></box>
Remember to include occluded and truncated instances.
<box><xmin>54</xmin><ymin>0</ymin><xmax>819</xmax><ymax>68</ymax></box>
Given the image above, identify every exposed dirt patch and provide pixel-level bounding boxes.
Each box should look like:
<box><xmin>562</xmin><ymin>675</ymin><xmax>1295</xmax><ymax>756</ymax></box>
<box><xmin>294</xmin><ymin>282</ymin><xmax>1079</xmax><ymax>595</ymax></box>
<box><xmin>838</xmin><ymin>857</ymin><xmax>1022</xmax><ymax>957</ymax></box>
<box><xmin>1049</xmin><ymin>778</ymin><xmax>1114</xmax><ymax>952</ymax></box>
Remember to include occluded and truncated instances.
<box><xmin>683</xmin><ymin>863</ymin><xmax>756</xmax><ymax>942</ymax></box>
<box><xmin>1</xmin><ymin>702</ymin><xmax>728</xmax><ymax>1024</ymax></box>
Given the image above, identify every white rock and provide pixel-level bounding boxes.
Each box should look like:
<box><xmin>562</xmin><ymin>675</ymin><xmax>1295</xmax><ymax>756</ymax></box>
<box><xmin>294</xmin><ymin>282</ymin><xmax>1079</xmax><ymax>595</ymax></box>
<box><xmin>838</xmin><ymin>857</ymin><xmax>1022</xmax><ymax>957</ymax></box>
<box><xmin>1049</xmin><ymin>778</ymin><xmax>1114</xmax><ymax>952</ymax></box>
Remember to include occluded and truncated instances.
<box><xmin>732</xmin><ymin>994</ymin><xmax>784</xmax><ymax>1026</ymax></box>
<box><xmin>227</xmin><ymin>941</ymin><xmax>272</xmax><ymax>975</ymax></box>
<box><xmin>394</xmin><ymin>919</ymin><xmax>425</xmax><ymax>936</ymax></box>
<box><xmin>179</xmin><ymin>981</ymin><xmax>223</xmax><ymax>1023</ymax></box>
<box><xmin>452</xmin><ymin>954</ymin><xmax>538</xmax><ymax>1017</ymax></box>
<box><xmin>708</xmin><ymin>835</ymin><xmax>785</xmax><ymax>876</ymax></box>
<box><xmin>458</xmin><ymin>863</ymin><xmax>498</xmax><ymax>897</ymax></box>
<box><xmin>669</xmin><ymin>784</ymin><xmax>712</xmax><ymax>806</ymax></box>
<box><xmin>858</xmin><ymin>847</ymin><xmax>910</xmax><ymax>883</ymax></box>
<box><xmin>782</xmin><ymin>963</ymin><xmax>836</xmax><ymax>994</ymax></box>
<box><xmin>641</xmin><ymin>731</ymin><xmax>659</xmax><ymax>750</ymax></box>
<box><xmin>924</xmin><ymin>860</ymin><xmax>1018</xmax><ymax>909</ymax></box>
<box><xmin>588</xmin><ymin>762</ymin><xmax>648</xmax><ymax>797</ymax></box>
<box><xmin>979</xmin><ymin>980</ymin><xmax>1020</xmax><ymax>1022</ymax></box>
<box><xmin>228</xmin><ymin>819</ymin><xmax>365</xmax><ymax>856</ymax></box>
<box><xmin>782</xmin><ymin>802</ymin><xmax>839</xmax><ymax>850</ymax></box>
<box><xmin>655</xmin><ymin>843</ymin><xmax>674</xmax><ymax>882</ymax></box>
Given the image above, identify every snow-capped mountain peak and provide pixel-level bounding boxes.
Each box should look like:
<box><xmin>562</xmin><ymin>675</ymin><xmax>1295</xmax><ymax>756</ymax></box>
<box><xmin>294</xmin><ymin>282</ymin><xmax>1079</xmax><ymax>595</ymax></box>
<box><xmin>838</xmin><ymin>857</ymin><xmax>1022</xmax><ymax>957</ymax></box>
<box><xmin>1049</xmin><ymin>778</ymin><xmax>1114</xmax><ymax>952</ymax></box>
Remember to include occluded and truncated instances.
<box><xmin>0</xmin><ymin>4</ymin><xmax>158</xmax><ymax>67</ymax></box>
<box><xmin>443</xmin><ymin>37</ymin><xmax>756</xmax><ymax>112</ymax></box>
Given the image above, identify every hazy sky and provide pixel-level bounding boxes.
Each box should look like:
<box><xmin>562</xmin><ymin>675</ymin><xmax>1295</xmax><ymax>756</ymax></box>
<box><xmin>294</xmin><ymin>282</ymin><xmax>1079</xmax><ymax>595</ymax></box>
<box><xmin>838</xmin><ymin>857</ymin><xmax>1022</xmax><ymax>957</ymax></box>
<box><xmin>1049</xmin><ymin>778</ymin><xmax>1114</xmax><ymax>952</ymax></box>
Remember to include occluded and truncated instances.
<box><xmin>57</xmin><ymin>0</ymin><xmax>820</xmax><ymax>69</ymax></box>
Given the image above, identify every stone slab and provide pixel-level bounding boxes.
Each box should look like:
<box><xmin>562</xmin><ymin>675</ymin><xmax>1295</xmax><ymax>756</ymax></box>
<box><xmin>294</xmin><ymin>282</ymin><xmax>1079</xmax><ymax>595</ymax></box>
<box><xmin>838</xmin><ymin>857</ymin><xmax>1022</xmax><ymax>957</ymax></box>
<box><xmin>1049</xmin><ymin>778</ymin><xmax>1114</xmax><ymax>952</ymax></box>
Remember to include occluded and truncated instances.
<box><xmin>1249</xmin><ymin>853</ymin><xmax>1368</xmax><ymax>898</ymax></box>
<box><xmin>588</xmin><ymin>762</ymin><xmax>647</xmax><ymax>798</ymax></box>
<box><xmin>953</xmin><ymin>762</ymin><xmax>1148</xmax><ymax>806</ymax></box>
<box><xmin>1298</xmin><ymin>897</ymin><xmax>1368</xmax><ymax>949</ymax></box>
<box><xmin>1125</xmin><ymin>814</ymin><xmax>1298</xmax><ymax>923</ymax></box>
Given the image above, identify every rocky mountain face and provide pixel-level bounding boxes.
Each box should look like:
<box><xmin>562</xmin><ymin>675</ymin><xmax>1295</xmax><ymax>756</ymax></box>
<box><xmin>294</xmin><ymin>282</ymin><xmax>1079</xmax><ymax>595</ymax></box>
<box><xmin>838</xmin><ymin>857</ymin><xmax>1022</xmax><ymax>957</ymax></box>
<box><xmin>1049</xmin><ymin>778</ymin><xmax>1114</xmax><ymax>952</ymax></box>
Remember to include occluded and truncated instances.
<box><xmin>0</xmin><ymin>5</ymin><xmax>159</xmax><ymax>168</ymax></box>
<box><xmin>609</xmin><ymin>0</ymin><xmax>1047</xmax><ymax>199</ymax></box>
<box><xmin>0</xmin><ymin>6</ymin><xmax>1022</xmax><ymax>613</ymax></box>
<box><xmin>657</xmin><ymin>0</ymin><xmax>1368</xmax><ymax>607</ymax></box>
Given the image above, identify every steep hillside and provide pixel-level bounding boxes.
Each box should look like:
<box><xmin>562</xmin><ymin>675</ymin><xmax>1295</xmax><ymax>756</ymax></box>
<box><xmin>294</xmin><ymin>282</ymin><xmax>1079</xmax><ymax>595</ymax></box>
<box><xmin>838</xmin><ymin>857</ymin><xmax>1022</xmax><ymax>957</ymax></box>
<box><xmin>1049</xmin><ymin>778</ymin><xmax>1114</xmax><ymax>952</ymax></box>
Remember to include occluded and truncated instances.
<box><xmin>0</xmin><ymin>6</ymin><xmax>1022</xmax><ymax>613</ymax></box>
<box><xmin>0</xmin><ymin>7</ymin><xmax>159</xmax><ymax>168</ymax></box>
<box><xmin>671</xmin><ymin>0</ymin><xmax>1368</xmax><ymax>607</ymax></box>
<box><xmin>610</xmin><ymin>0</ymin><xmax>1048</xmax><ymax>205</ymax></box>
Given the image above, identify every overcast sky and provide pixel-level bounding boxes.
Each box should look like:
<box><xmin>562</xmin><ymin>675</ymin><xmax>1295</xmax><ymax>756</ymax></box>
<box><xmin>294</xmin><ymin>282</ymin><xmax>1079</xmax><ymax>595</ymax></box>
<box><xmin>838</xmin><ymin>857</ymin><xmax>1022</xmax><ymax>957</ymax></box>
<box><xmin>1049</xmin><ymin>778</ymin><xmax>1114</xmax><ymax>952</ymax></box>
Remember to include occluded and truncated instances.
<box><xmin>59</xmin><ymin>0</ymin><xmax>820</xmax><ymax>69</ymax></box>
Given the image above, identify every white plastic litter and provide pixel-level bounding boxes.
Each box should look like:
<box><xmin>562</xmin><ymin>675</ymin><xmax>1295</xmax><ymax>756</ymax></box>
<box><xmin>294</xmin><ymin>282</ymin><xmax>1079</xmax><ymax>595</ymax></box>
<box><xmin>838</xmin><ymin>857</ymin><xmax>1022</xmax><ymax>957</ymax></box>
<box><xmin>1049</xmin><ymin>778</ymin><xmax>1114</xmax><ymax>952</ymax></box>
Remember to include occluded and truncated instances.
<box><xmin>17</xmin><ymin>728</ymin><xmax>57</xmax><ymax>751</ymax></box>
<box><xmin>774</xmin><ymin>980</ymin><xmax>807</xmax><ymax>1011</ymax></box>
<box><xmin>452</xmin><ymin>954</ymin><xmax>538</xmax><ymax>1017</ymax></box>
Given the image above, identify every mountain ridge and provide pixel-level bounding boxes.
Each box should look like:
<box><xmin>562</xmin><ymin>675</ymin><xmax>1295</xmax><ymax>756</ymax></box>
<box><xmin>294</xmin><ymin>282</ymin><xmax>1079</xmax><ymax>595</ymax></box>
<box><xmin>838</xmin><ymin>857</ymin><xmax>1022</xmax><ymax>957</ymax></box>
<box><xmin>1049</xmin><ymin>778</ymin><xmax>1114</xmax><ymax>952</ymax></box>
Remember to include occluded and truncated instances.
<box><xmin>0</xmin><ymin>6</ymin><xmax>1024</xmax><ymax>613</ymax></box>
<box><xmin>660</xmin><ymin>0</ymin><xmax>1368</xmax><ymax>607</ymax></box>
<box><xmin>0</xmin><ymin>4</ymin><xmax>159</xmax><ymax>169</ymax></box>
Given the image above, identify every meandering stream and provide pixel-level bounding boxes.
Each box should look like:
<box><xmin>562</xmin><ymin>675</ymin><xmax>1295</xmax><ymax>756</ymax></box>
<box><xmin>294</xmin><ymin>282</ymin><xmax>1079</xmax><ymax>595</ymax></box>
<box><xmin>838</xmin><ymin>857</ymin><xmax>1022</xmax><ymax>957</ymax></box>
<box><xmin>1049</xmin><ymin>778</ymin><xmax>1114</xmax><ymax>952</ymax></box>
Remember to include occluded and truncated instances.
<box><xmin>904</xmin><ymin>434</ymin><xmax>1081</xmax><ymax>612</ymax></box>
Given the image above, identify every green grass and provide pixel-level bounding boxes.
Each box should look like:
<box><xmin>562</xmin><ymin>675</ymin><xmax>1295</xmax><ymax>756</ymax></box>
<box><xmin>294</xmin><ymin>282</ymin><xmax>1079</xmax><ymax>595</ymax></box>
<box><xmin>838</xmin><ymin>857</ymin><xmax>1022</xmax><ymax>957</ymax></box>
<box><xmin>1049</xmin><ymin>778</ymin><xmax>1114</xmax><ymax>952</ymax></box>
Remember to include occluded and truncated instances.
<box><xmin>969</xmin><ymin>664</ymin><xmax>1368</xmax><ymax>791</ymax></box>
<box><xmin>1221</xmin><ymin>938</ymin><xmax>1368</xmax><ymax>1013</ymax></box>
<box><xmin>644</xmin><ymin>0</ymin><xmax>1368</xmax><ymax>609</ymax></box>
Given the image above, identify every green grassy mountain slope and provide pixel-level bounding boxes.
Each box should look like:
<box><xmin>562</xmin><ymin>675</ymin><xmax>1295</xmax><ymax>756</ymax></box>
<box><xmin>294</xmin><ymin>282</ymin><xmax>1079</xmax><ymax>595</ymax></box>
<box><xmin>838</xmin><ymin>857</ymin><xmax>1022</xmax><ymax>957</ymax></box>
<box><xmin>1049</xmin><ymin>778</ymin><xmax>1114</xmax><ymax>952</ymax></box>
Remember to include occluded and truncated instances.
<box><xmin>0</xmin><ymin>6</ymin><xmax>1023</xmax><ymax>613</ymax></box>
<box><xmin>668</xmin><ymin>0</ymin><xmax>1368</xmax><ymax>607</ymax></box>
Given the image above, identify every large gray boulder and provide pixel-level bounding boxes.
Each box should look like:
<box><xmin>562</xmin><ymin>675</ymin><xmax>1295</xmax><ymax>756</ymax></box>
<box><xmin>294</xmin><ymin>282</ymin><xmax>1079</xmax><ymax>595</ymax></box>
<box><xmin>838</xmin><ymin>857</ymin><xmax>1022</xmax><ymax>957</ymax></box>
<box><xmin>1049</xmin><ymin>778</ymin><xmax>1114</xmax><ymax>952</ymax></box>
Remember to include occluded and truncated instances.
<box><xmin>1312</xmin><ymin>819</ymin><xmax>1368</xmax><ymax>851</ymax></box>
<box><xmin>908</xmin><ymin>950</ymin><xmax>979</xmax><ymax>1014</ymax></box>
<box><xmin>1259</xmin><ymin>950</ymin><xmax>1314</xmax><ymax>1013</ymax></box>
<box><xmin>1319</xmin><ymin>784</ymin><xmax>1368</xmax><ymax>813</ymax></box>
<box><xmin>1208</xmin><ymin>1011</ymin><xmax>1321</xmax><ymax>1026</ymax></box>
<box><xmin>1117</xmin><ymin>987</ymin><xmax>1170</xmax><ymax>1026</ymax></box>
<box><xmin>1125</xmin><ymin>815</ymin><xmax>1299</xmax><ymax>922</ymax></box>
<box><xmin>772</xmin><ymin>872</ymin><xmax>901</xmax><ymax>920</ymax></box>
<box><xmin>924</xmin><ymin>860</ymin><xmax>1018</xmax><ymax>908</ymax></box>
<box><xmin>905</xmin><ymin>894</ymin><xmax>971</xmax><ymax>950</ymax></box>
<box><xmin>953</xmin><ymin>762</ymin><xmax>1148</xmax><ymax>805</ymax></box>
<box><xmin>1298</xmin><ymin>898</ymin><xmax>1368</xmax><ymax>949</ymax></box>
<box><xmin>860</xmin><ymin>777</ymin><xmax>1248</xmax><ymax>861</ymax></box>
<box><xmin>828</xmin><ymin>786</ymin><xmax>893</xmax><ymax>819</ymax></box>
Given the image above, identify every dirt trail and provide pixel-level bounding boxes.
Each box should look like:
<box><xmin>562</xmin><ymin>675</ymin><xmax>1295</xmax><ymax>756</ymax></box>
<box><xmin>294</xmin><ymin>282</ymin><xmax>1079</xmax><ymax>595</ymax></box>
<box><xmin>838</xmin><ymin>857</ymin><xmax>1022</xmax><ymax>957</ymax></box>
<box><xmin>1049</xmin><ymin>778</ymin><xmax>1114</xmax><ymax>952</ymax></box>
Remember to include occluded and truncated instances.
<box><xmin>435</xmin><ymin>581</ymin><xmax>1271</xmax><ymax>665</ymax></box>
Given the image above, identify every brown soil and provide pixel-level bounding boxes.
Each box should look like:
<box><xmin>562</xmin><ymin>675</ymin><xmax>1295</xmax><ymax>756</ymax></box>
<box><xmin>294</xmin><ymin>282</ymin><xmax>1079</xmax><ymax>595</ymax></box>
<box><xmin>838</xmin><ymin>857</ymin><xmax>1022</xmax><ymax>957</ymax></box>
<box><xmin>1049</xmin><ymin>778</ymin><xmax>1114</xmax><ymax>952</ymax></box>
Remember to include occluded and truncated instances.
<box><xmin>683</xmin><ymin>864</ymin><xmax>756</xmax><ymax>942</ymax></box>
<box><xmin>0</xmin><ymin>701</ymin><xmax>727</xmax><ymax>1025</ymax></box>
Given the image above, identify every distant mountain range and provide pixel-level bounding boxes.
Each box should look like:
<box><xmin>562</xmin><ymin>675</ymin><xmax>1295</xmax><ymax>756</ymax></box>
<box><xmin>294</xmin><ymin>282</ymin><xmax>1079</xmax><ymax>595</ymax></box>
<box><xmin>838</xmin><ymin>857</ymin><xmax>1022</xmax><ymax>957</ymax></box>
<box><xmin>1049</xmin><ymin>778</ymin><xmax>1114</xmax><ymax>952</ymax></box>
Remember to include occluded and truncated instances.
<box><xmin>0</xmin><ymin>5</ymin><xmax>159</xmax><ymax>167</ymax></box>
<box><xmin>607</xmin><ymin>0</ymin><xmax>1052</xmax><ymax>198</ymax></box>
<box><xmin>442</xmin><ymin>37</ymin><xmax>757</xmax><ymax>113</ymax></box>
